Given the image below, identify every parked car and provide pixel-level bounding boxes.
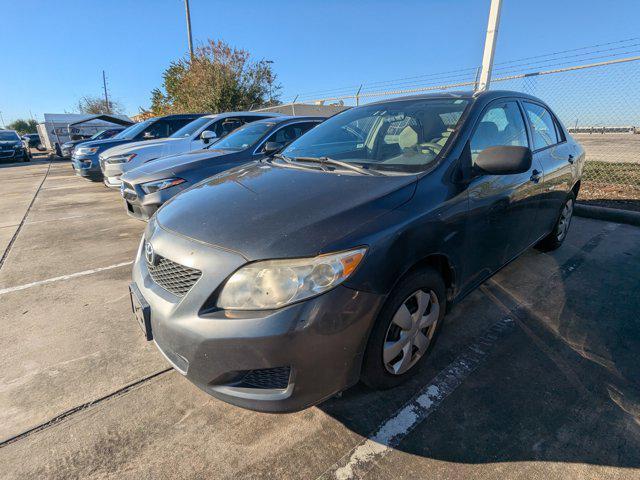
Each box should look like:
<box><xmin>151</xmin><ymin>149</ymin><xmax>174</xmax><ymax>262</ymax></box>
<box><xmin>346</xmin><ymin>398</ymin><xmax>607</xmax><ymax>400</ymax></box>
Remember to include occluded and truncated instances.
<box><xmin>71</xmin><ymin>114</ymin><xmax>205</xmax><ymax>181</ymax></box>
<box><xmin>100</xmin><ymin>112</ymin><xmax>279</xmax><ymax>189</ymax></box>
<box><xmin>60</xmin><ymin>127</ymin><xmax>126</xmax><ymax>158</ymax></box>
<box><xmin>130</xmin><ymin>90</ymin><xmax>584</xmax><ymax>412</ymax></box>
<box><xmin>22</xmin><ymin>133</ymin><xmax>44</xmax><ymax>151</ymax></box>
<box><xmin>120</xmin><ymin>116</ymin><xmax>323</xmax><ymax>220</ymax></box>
<box><xmin>0</xmin><ymin>130</ymin><xmax>30</xmax><ymax>162</ymax></box>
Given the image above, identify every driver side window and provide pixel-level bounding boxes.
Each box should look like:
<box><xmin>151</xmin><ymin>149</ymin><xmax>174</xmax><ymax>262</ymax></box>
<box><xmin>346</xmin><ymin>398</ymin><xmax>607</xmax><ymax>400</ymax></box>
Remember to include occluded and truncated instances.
<box><xmin>470</xmin><ymin>101</ymin><xmax>528</xmax><ymax>162</ymax></box>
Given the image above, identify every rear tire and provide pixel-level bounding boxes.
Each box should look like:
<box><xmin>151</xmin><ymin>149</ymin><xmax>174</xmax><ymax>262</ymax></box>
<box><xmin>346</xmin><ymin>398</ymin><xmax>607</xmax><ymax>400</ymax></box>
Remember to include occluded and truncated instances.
<box><xmin>361</xmin><ymin>267</ymin><xmax>446</xmax><ymax>390</ymax></box>
<box><xmin>537</xmin><ymin>193</ymin><xmax>575</xmax><ymax>251</ymax></box>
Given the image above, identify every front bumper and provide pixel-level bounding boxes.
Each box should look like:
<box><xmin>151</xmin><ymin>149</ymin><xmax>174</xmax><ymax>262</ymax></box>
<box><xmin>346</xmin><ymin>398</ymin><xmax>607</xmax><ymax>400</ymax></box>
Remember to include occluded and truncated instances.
<box><xmin>132</xmin><ymin>227</ymin><xmax>384</xmax><ymax>412</ymax></box>
<box><xmin>72</xmin><ymin>154</ymin><xmax>103</xmax><ymax>180</ymax></box>
<box><xmin>101</xmin><ymin>160</ymin><xmax>128</xmax><ymax>188</ymax></box>
<box><xmin>121</xmin><ymin>181</ymin><xmax>186</xmax><ymax>221</ymax></box>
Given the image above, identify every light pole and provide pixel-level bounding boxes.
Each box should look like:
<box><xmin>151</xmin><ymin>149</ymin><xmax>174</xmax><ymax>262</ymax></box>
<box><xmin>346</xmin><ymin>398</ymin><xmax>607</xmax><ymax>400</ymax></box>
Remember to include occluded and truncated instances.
<box><xmin>184</xmin><ymin>0</ymin><xmax>194</xmax><ymax>59</ymax></box>
<box><xmin>0</xmin><ymin>111</ymin><xmax>5</xmax><ymax>128</ymax></box>
<box><xmin>477</xmin><ymin>0</ymin><xmax>503</xmax><ymax>91</ymax></box>
<box><xmin>265</xmin><ymin>60</ymin><xmax>274</xmax><ymax>104</ymax></box>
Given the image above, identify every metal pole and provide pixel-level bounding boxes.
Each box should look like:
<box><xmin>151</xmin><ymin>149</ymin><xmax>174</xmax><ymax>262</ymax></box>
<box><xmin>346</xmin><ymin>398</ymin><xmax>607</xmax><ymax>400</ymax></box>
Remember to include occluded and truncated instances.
<box><xmin>0</xmin><ymin>111</ymin><xmax>4</xmax><ymax>128</ymax></box>
<box><xmin>477</xmin><ymin>0</ymin><xmax>503</xmax><ymax>91</ymax></box>
<box><xmin>184</xmin><ymin>0</ymin><xmax>194</xmax><ymax>59</ymax></box>
<box><xmin>102</xmin><ymin>70</ymin><xmax>110</xmax><ymax>113</ymax></box>
<box><xmin>292</xmin><ymin>95</ymin><xmax>298</xmax><ymax>116</ymax></box>
<box><xmin>355</xmin><ymin>84</ymin><xmax>363</xmax><ymax>106</ymax></box>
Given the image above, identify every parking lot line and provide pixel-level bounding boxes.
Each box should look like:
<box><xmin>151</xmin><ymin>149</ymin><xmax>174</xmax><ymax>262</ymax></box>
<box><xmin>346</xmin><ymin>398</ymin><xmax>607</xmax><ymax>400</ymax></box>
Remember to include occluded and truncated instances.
<box><xmin>0</xmin><ymin>261</ymin><xmax>133</xmax><ymax>296</ymax></box>
<box><xmin>318</xmin><ymin>317</ymin><xmax>515</xmax><ymax>480</ymax></box>
<box><xmin>0</xmin><ymin>161</ymin><xmax>52</xmax><ymax>271</ymax></box>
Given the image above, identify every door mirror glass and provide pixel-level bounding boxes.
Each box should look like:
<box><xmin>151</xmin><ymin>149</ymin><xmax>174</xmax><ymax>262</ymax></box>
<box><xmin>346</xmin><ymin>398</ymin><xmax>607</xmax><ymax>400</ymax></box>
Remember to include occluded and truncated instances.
<box><xmin>263</xmin><ymin>141</ymin><xmax>283</xmax><ymax>155</ymax></box>
<box><xmin>474</xmin><ymin>146</ymin><xmax>532</xmax><ymax>175</ymax></box>
<box><xmin>200</xmin><ymin>130</ymin><xmax>217</xmax><ymax>143</ymax></box>
<box><xmin>142</xmin><ymin>131</ymin><xmax>156</xmax><ymax>140</ymax></box>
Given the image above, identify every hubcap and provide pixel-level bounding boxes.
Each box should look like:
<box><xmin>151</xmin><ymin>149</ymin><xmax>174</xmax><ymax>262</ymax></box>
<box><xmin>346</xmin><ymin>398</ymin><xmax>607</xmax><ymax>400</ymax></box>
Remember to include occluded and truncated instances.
<box><xmin>383</xmin><ymin>289</ymin><xmax>440</xmax><ymax>375</ymax></box>
<box><xmin>557</xmin><ymin>199</ymin><xmax>574</xmax><ymax>241</ymax></box>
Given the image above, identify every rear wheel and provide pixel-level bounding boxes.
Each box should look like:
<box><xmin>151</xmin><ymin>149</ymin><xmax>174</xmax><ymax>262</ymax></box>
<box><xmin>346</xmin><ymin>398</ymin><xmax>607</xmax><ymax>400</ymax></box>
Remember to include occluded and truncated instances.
<box><xmin>537</xmin><ymin>193</ymin><xmax>575</xmax><ymax>251</ymax></box>
<box><xmin>361</xmin><ymin>268</ymin><xmax>446</xmax><ymax>389</ymax></box>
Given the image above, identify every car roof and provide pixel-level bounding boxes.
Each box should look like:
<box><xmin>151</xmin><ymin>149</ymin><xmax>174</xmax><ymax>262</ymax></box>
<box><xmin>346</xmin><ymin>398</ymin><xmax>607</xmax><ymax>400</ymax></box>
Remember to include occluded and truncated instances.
<box><xmin>248</xmin><ymin>115</ymin><xmax>325</xmax><ymax>126</ymax></box>
<box><xmin>0</xmin><ymin>129</ymin><xmax>19</xmax><ymax>134</ymax></box>
<box><xmin>156</xmin><ymin>113</ymin><xmax>208</xmax><ymax>120</ymax></box>
<box><xmin>367</xmin><ymin>89</ymin><xmax>551</xmax><ymax>107</ymax></box>
<box><xmin>202</xmin><ymin>111</ymin><xmax>285</xmax><ymax>119</ymax></box>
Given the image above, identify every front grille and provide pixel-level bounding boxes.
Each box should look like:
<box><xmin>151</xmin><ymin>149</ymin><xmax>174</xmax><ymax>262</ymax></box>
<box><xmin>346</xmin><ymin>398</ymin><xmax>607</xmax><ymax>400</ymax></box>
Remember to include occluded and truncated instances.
<box><xmin>147</xmin><ymin>255</ymin><xmax>202</xmax><ymax>297</ymax></box>
<box><xmin>0</xmin><ymin>150</ymin><xmax>15</xmax><ymax>159</ymax></box>
<box><xmin>237</xmin><ymin>367</ymin><xmax>291</xmax><ymax>390</ymax></box>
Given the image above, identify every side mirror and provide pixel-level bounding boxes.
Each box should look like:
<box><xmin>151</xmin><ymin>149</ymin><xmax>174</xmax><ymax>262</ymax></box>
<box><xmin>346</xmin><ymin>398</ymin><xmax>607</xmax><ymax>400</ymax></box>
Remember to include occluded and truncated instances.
<box><xmin>143</xmin><ymin>132</ymin><xmax>157</xmax><ymax>140</ymax></box>
<box><xmin>200</xmin><ymin>130</ymin><xmax>217</xmax><ymax>144</ymax></box>
<box><xmin>474</xmin><ymin>146</ymin><xmax>532</xmax><ymax>175</ymax></box>
<box><xmin>262</xmin><ymin>141</ymin><xmax>283</xmax><ymax>155</ymax></box>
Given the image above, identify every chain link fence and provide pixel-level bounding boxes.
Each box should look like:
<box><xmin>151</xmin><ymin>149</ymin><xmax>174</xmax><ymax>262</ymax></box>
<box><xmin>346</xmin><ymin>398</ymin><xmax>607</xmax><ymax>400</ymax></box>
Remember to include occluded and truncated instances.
<box><xmin>265</xmin><ymin>57</ymin><xmax>640</xmax><ymax>210</ymax></box>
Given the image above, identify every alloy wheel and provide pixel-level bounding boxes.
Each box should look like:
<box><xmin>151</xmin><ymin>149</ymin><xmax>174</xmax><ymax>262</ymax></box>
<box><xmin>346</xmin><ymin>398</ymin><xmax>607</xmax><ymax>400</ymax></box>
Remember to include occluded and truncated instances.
<box><xmin>557</xmin><ymin>198</ymin><xmax>574</xmax><ymax>241</ymax></box>
<box><xmin>383</xmin><ymin>289</ymin><xmax>440</xmax><ymax>375</ymax></box>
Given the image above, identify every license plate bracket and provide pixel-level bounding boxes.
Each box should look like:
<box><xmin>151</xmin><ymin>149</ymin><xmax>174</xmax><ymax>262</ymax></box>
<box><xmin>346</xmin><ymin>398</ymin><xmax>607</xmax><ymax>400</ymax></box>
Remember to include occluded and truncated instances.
<box><xmin>129</xmin><ymin>283</ymin><xmax>152</xmax><ymax>341</ymax></box>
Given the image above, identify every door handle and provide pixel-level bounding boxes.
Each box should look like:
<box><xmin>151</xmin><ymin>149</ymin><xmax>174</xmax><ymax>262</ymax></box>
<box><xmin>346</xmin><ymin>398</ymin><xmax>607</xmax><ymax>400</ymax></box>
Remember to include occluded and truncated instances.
<box><xmin>530</xmin><ymin>169</ymin><xmax>542</xmax><ymax>183</ymax></box>
<box><xmin>568</xmin><ymin>154</ymin><xmax>575</xmax><ymax>164</ymax></box>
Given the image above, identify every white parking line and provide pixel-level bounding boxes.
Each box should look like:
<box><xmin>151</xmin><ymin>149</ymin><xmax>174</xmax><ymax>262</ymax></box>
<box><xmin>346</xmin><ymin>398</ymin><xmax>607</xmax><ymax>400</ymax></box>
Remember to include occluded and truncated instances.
<box><xmin>0</xmin><ymin>261</ymin><xmax>134</xmax><ymax>296</ymax></box>
<box><xmin>318</xmin><ymin>317</ymin><xmax>515</xmax><ymax>480</ymax></box>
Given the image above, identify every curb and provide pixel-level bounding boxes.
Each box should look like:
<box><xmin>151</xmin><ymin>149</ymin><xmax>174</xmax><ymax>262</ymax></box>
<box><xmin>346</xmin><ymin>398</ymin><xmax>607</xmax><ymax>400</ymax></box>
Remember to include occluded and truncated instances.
<box><xmin>575</xmin><ymin>203</ymin><xmax>640</xmax><ymax>227</ymax></box>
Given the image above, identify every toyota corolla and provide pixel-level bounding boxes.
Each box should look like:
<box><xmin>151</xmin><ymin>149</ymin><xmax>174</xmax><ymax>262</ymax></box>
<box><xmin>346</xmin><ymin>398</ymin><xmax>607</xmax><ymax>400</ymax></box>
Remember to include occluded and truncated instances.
<box><xmin>130</xmin><ymin>90</ymin><xmax>584</xmax><ymax>412</ymax></box>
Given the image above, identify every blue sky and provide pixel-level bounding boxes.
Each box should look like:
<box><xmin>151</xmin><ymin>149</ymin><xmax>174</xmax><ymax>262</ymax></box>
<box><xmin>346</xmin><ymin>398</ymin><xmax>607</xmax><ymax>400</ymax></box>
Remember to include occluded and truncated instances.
<box><xmin>1</xmin><ymin>0</ymin><xmax>639</xmax><ymax>124</ymax></box>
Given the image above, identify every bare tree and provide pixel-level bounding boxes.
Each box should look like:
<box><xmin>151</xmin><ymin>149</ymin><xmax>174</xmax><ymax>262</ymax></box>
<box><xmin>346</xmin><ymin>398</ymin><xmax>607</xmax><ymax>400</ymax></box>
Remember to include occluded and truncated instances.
<box><xmin>76</xmin><ymin>95</ymin><xmax>125</xmax><ymax>115</ymax></box>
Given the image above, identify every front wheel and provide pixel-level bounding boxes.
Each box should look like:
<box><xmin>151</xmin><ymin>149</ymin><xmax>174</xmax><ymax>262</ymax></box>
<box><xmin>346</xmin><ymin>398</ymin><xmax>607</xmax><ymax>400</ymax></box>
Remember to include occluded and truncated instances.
<box><xmin>537</xmin><ymin>193</ymin><xmax>575</xmax><ymax>251</ymax></box>
<box><xmin>361</xmin><ymin>268</ymin><xmax>446</xmax><ymax>389</ymax></box>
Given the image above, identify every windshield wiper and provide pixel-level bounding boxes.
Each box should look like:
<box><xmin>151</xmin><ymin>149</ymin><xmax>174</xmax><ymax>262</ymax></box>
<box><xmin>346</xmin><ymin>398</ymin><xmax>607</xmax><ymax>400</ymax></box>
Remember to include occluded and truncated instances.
<box><xmin>292</xmin><ymin>156</ymin><xmax>382</xmax><ymax>176</ymax></box>
<box><xmin>272</xmin><ymin>153</ymin><xmax>293</xmax><ymax>163</ymax></box>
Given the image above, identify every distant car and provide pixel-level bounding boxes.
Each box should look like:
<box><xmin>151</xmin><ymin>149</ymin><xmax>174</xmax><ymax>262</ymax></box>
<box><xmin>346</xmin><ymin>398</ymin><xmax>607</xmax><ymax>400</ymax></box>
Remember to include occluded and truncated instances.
<box><xmin>71</xmin><ymin>114</ymin><xmax>205</xmax><ymax>181</ymax></box>
<box><xmin>22</xmin><ymin>133</ymin><xmax>44</xmax><ymax>151</ymax></box>
<box><xmin>130</xmin><ymin>90</ymin><xmax>584</xmax><ymax>412</ymax></box>
<box><xmin>0</xmin><ymin>130</ymin><xmax>29</xmax><ymax>162</ymax></box>
<box><xmin>60</xmin><ymin>127</ymin><xmax>126</xmax><ymax>158</ymax></box>
<box><xmin>100</xmin><ymin>112</ymin><xmax>279</xmax><ymax>189</ymax></box>
<box><xmin>120</xmin><ymin>116</ymin><xmax>323</xmax><ymax>220</ymax></box>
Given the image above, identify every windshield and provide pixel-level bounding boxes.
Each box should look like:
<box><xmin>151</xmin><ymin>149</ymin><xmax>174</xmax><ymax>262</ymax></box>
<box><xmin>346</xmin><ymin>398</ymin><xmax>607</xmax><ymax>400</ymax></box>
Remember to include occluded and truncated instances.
<box><xmin>0</xmin><ymin>131</ymin><xmax>20</xmax><ymax>141</ymax></box>
<box><xmin>170</xmin><ymin>116</ymin><xmax>212</xmax><ymax>138</ymax></box>
<box><xmin>282</xmin><ymin>98</ymin><xmax>469</xmax><ymax>173</ymax></box>
<box><xmin>211</xmin><ymin>121</ymin><xmax>273</xmax><ymax>150</ymax></box>
<box><xmin>116</xmin><ymin>119</ymin><xmax>154</xmax><ymax>140</ymax></box>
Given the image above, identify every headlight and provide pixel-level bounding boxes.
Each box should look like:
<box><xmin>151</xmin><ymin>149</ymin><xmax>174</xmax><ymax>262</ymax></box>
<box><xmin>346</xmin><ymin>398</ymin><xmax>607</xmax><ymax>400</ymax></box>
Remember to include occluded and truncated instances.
<box><xmin>106</xmin><ymin>153</ymin><xmax>137</xmax><ymax>164</ymax></box>
<box><xmin>217</xmin><ymin>248</ymin><xmax>367</xmax><ymax>310</ymax></box>
<box><xmin>76</xmin><ymin>146</ymin><xmax>99</xmax><ymax>155</ymax></box>
<box><xmin>140</xmin><ymin>177</ymin><xmax>185</xmax><ymax>194</ymax></box>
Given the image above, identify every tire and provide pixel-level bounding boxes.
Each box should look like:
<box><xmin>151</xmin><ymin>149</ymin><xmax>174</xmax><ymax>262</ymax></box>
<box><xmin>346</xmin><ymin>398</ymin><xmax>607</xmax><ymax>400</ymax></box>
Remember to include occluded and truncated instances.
<box><xmin>361</xmin><ymin>267</ymin><xmax>446</xmax><ymax>389</ymax></box>
<box><xmin>536</xmin><ymin>193</ymin><xmax>575</xmax><ymax>252</ymax></box>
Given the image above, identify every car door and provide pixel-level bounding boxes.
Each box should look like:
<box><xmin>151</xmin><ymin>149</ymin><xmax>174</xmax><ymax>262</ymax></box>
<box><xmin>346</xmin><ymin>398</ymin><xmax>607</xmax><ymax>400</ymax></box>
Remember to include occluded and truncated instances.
<box><xmin>462</xmin><ymin>99</ymin><xmax>544</xmax><ymax>288</ymax></box>
<box><xmin>522</xmin><ymin>101</ymin><xmax>574</xmax><ymax>238</ymax></box>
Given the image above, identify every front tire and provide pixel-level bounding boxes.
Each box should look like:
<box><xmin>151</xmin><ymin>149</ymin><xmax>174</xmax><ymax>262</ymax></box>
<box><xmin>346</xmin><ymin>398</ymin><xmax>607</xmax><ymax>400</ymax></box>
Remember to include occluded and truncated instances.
<box><xmin>361</xmin><ymin>267</ymin><xmax>446</xmax><ymax>389</ymax></box>
<box><xmin>537</xmin><ymin>193</ymin><xmax>575</xmax><ymax>251</ymax></box>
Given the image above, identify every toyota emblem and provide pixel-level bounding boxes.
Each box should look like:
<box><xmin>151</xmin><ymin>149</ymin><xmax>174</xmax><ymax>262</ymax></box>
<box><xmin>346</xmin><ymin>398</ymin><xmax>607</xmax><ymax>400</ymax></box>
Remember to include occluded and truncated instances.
<box><xmin>144</xmin><ymin>242</ymin><xmax>156</xmax><ymax>266</ymax></box>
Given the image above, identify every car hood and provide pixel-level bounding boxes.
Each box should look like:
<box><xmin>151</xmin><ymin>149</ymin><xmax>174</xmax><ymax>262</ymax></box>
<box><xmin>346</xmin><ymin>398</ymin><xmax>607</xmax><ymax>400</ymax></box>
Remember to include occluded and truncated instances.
<box><xmin>0</xmin><ymin>141</ymin><xmax>21</xmax><ymax>147</ymax></box>
<box><xmin>78</xmin><ymin>138</ymin><xmax>133</xmax><ymax>151</ymax></box>
<box><xmin>123</xmin><ymin>148</ymin><xmax>238</xmax><ymax>184</ymax></box>
<box><xmin>155</xmin><ymin>162</ymin><xmax>417</xmax><ymax>260</ymax></box>
<box><xmin>103</xmin><ymin>137</ymin><xmax>185</xmax><ymax>160</ymax></box>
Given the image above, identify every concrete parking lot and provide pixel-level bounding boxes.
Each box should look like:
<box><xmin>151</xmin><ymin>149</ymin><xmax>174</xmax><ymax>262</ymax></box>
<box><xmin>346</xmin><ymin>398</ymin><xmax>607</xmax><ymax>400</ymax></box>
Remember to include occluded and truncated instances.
<box><xmin>1</xmin><ymin>157</ymin><xmax>639</xmax><ymax>479</ymax></box>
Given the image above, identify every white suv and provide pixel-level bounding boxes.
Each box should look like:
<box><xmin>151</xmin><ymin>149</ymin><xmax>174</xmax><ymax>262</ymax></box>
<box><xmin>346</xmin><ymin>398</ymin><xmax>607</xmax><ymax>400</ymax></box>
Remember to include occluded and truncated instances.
<box><xmin>99</xmin><ymin>112</ymin><xmax>279</xmax><ymax>188</ymax></box>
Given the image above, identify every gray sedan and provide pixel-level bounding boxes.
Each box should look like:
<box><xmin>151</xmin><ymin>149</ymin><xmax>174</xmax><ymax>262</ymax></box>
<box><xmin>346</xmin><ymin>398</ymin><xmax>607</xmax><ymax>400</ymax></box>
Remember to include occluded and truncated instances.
<box><xmin>120</xmin><ymin>116</ymin><xmax>323</xmax><ymax>220</ymax></box>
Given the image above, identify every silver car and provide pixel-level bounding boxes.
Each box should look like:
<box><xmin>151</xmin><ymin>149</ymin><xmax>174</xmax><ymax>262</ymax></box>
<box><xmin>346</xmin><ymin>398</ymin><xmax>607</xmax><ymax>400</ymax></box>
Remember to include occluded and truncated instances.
<box><xmin>100</xmin><ymin>112</ymin><xmax>277</xmax><ymax>188</ymax></box>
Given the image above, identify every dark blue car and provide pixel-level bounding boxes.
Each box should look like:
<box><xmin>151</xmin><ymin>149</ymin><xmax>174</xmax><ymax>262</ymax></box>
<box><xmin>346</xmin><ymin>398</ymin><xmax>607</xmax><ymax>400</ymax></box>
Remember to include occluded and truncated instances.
<box><xmin>71</xmin><ymin>114</ymin><xmax>205</xmax><ymax>181</ymax></box>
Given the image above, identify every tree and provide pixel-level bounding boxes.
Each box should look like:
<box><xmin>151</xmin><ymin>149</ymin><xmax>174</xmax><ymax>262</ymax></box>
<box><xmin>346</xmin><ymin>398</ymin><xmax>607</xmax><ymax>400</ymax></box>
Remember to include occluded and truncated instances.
<box><xmin>146</xmin><ymin>39</ymin><xmax>280</xmax><ymax>115</ymax></box>
<box><xmin>76</xmin><ymin>95</ymin><xmax>125</xmax><ymax>115</ymax></box>
<box><xmin>6</xmin><ymin>119</ymin><xmax>38</xmax><ymax>135</ymax></box>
